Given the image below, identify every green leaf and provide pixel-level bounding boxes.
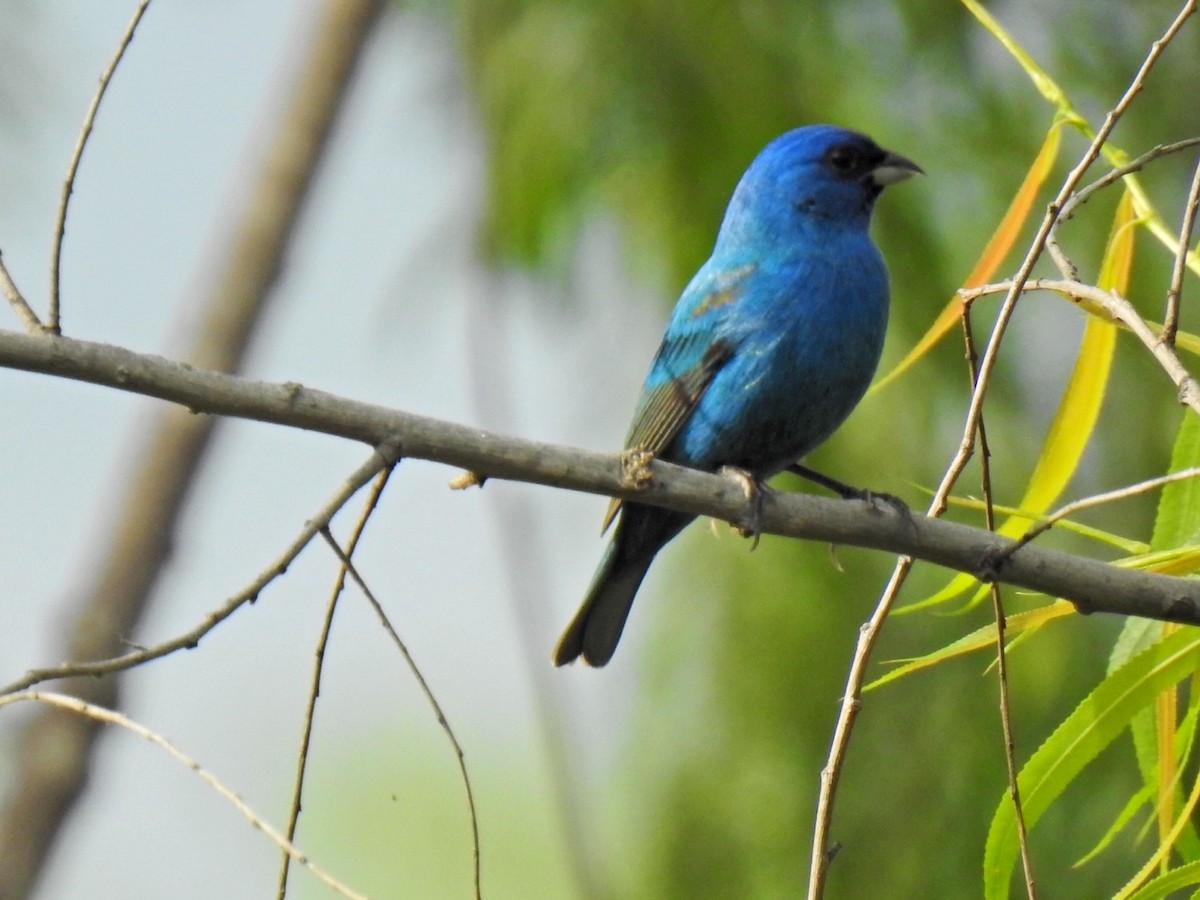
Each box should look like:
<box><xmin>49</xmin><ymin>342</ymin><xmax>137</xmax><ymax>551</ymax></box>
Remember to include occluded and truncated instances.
<box><xmin>958</xmin><ymin>0</ymin><xmax>1199</xmax><ymax>279</ymax></box>
<box><xmin>1152</xmin><ymin>413</ymin><xmax>1200</xmax><ymax>552</ymax></box>
<box><xmin>984</xmin><ymin>628</ymin><xmax>1200</xmax><ymax>900</ymax></box>
<box><xmin>947</xmin><ymin>494</ymin><xmax>1146</xmax><ymax>553</ymax></box>
<box><xmin>871</xmin><ymin>123</ymin><xmax>1062</xmax><ymax>395</ymax></box>
<box><xmin>1126</xmin><ymin>860</ymin><xmax>1200</xmax><ymax>900</ymax></box>
<box><xmin>904</xmin><ymin>194</ymin><xmax>1132</xmax><ymax>614</ymax></box>
<box><xmin>1073</xmin><ymin>783</ymin><xmax>1153</xmax><ymax>867</ymax></box>
<box><xmin>865</xmin><ymin>601</ymin><xmax>1074</xmax><ymax>691</ymax></box>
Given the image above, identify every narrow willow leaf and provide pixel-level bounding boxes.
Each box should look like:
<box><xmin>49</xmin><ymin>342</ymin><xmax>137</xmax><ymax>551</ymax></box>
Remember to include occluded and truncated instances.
<box><xmin>1074</xmin><ymin>784</ymin><xmax>1154</xmax><ymax>867</ymax></box>
<box><xmin>1018</xmin><ymin>191</ymin><xmax>1131</xmax><ymax>514</ymax></box>
<box><xmin>1156</xmin><ymin>669</ymin><xmax>1179</xmax><ymax>863</ymax></box>
<box><xmin>984</xmin><ymin>628</ymin><xmax>1200</xmax><ymax>900</ymax></box>
<box><xmin>1125</xmin><ymin>860</ymin><xmax>1200</xmax><ymax>900</ymax></box>
<box><xmin>1117</xmin><ymin>758</ymin><xmax>1200</xmax><ymax>899</ymax></box>
<box><xmin>871</xmin><ymin>123</ymin><xmax>1062</xmax><ymax>394</ymax></box>
<box><xmin>905</xmin><ymin>193</ymin><xmax>1133</xmax><ymax>613</ymax></box>
<box><xmin>958</xmin><ymin>0</ymin><xmax>1070</xmax><ymax>111</ymax></box>
<box><xmin>959</xmin><ymin>0</ymin><xmax>1198</xmax><ymax>277</ymax></box>
<box><xmin>1152</xmin><ymin>413</ymin><xmax>1200</xmax><ymax>552</ymax></box>
<box><xmin>946</xmin><ymin>494</ymin><xmax>1145</xmax><ymax>553</ymax></box>
<box><xmin>1119</xmin><ymin>413</ymin><xmax>1200</xmax><ymax>878</ymax></box>
<box><xmin>865</xmin><ymin>602</ymin><xmax>1073</xmax><ymax>691</ymax></box>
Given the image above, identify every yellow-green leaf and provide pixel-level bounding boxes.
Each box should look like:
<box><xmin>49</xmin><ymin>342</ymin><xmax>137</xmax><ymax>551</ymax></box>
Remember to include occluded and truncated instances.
<box><xmin>1126</xmin><ymin>860</ymin><xmax>1200</xmax><ymax>900</ymax></box>
<box><xmin>946</xmin><ymin>494</ymin><xmax>1146</xmax><ymax>553</ymax></box>
<box><xmin>984</xmin><ymin>628</ymin><xmax>1200</xmax><ymax>900</ymax></box>
<box><xmin>1117</xmin><ymin>754</ymin><xmax>1200</xmax><ymax>899</ymax></box>
<box><xmin>903</xmin><ymin>193</ymin><xmax>1132</xmax><ymax>612</ymax></box>
<box><xmin>871</xmin><ymin>123</ymin><xmax>1062</xmax><ymax>395</ymax></box>
<box><xmin>958</xmin><ymin>0</ymin><xmax>1071</xmax><ymax>113</ymax></box>
<box><xmin>865</xmin><ymin>601</ymin><xmax>1074</xmax><ymax>691</ymax></box>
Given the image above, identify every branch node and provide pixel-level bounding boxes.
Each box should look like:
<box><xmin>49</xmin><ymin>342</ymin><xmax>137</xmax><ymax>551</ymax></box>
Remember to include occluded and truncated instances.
<box><xmin>282</xmin><ymin>381</ymin><xmax>304</xmax><ymax>406</ymax></box>
<box><xmin>1167</xmin><ymin>595</ymin><xmax>1198</xmax><ymax>622</ymax></box>
<box><xmin>975</xmin><ymin>543</ymin><xmax>1011</xmax><ymax>584</ymax></box>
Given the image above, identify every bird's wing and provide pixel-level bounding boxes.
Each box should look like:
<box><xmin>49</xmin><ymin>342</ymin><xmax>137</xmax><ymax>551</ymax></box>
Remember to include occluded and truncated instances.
<box><xmin>622</xmin><ymin>333</ymin><xmax>734</xmax><ymax>457</ymax></box>
<box><xmin>601</xmin><ymin>264</ymin><xmax>752</xmax><ymax>532</ymax></box>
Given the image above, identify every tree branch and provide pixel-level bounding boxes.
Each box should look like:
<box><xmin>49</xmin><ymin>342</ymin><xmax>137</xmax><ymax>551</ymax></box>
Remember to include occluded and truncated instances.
<box><xmin>0</xmin><ymin>1</ymin><xmax>389</xmax><ymax>894</ymax></box>
<box><xmin>2</xmin><ymin>326</ymin><xmax>1198</xmax><ymax>628</ymax></box>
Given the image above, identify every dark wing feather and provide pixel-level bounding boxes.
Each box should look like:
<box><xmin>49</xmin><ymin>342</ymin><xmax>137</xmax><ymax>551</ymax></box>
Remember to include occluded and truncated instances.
<box><xmin>623</xmin><ymin>336</ymin><xmax>734</xmax><ymax>454</ymax></box>
<box><xmin>601</xmin><ymin>336</ymin><xmax>734</xmax><ymax>532</ymax></box>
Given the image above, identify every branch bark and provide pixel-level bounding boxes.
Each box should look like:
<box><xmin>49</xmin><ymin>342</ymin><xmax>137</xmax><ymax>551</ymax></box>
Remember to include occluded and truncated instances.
<box><xmin>2</xmin><ymin>326</ymin><xmax>1198</xmax><ymax>629</ymax></box>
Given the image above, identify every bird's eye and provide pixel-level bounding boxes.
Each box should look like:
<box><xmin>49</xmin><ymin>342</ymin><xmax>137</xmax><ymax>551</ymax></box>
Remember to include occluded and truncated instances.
<box><xmin>826</xmin><ymin>145</ymin><xmax>861</xmax><ymax>176</ymax></box>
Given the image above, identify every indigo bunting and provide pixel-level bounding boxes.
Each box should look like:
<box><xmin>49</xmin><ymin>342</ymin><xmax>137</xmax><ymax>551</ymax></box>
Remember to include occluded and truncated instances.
<box><xmin>554</xmin><ymin>125</ymin><xmax>920</xmax><ymax>667</ymax></box>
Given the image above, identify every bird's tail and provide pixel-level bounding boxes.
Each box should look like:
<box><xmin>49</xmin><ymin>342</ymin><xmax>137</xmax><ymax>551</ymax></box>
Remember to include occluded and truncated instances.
<box><xmin>552</xmin><ymin>540</ymin><xmax>653</xmax><ymax>668</ymax></box>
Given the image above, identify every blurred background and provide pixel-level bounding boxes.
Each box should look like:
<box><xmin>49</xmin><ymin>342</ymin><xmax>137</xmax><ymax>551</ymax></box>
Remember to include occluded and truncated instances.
<box><xmin>0</xmin><ymin>1</ymin><xmax>1198</xmax><ymax>897</ymax></box>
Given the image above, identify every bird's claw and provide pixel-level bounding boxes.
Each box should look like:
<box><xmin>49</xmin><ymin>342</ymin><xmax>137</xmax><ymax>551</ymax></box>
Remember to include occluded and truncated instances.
<box><xmin>853</xmin><ymin>488</ymin><xmax>910</xmax><ymax>519</ymax></box>
<box><xmin>720</xmin><ymin>465</ymin><xmax>766</xmax><ymax>550</ymax></box>
<box><xmin>619</xmin><ymin>448</ymin><xmax>656</xmax><ymax>491</ymax></box>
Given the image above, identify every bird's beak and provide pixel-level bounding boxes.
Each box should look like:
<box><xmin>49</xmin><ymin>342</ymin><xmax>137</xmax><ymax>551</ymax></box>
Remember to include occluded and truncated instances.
<box><xmin>870</xmin><ymin>151</ymin><xmax>923</xmax><ymax>187</ymax></box>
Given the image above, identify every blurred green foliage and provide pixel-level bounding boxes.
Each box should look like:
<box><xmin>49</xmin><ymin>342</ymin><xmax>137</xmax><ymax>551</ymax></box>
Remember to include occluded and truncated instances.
<box><xmin>443</xmin><ymin>0</ymin><xmax>1200</xmax><ymax>896</ymax></box>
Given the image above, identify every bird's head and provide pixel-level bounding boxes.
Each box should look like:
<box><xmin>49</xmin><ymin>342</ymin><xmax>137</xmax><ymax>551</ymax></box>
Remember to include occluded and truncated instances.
<box><xmin>716</xmin><ymin>125</ymin><xmax>921</xmax><ymax>249</ymax></box>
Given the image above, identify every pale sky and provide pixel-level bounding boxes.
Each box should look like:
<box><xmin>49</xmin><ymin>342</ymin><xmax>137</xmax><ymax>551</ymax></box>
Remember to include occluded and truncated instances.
<box><xmin>0</xmin><ymin>4</ymin><xmax>676</xmax><ymax>897</ymax></box>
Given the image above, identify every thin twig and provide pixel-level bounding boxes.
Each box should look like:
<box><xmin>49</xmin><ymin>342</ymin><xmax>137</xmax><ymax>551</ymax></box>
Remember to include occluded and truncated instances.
<box><xmin>1163</xmin><ymin>152</ymin><xmax>1200</xmax><ymax>345</ymax></box>
<box><xmin>277</xmin><ymin>467</ymin><xmax>394</xmax><ymax>900</ymax></box>
<box><xmin>461</xmin><ymin>281</ymin><xmax>605</xmax><ymax>897</ymax></box>
<box><xmin>1043</xmin><ymin>142</ymin><xmax>1200</xmax><ymax>283</ymax></box>
<box><xmin>0</xmin><ymin>249</ymin><xmax>45</xmax><ymax>334</ymax></box>
<box><xmin>0</xmin><ymin>691</ymin><xmax>366</xmax><ymax>900</ymax></box>
<box><xmin>1044</xmin><ymin>230</ymin><xmax>1080</xmax><ymax>283</ymax></box>
<box><xmin>1050</xmin><ymin>138</ymin><xmax>1200</xmax><ymax>315</ymax></box>
<box><xmin>50</xmin><ymin>0</ymin><xmax>153</xmax><ymax>333</ymax></box>
<box><xmin>965</xmin><ymin>307</ymin><xmax>1037</xmax><ymax>899</ymax></box>
<box><xmin>319</xmin><ymin>529</ymin><xmax>483</xmax><ymax>900</ymax></box>
<box><xmin>1060</xmin><ymin>137</ymin><xmax>1200</xmax><ymax>224</ymax></box>
<box><xmin>960</xmin><ymin>278</ymin><xmax>1200</xmax><ymax>414</ymax></box>
<box><xmin>963</xmin><ymin>0</ymin><xmax>1195</xmax><ymax>476</ymax></box>
<box><xmin>0</xmin><ymin>443</ymin><xmax>398</xmax><ymax>696</ymax></box>
<box><xmin>1008</xmin><ymin>466</ymin><xmax>1200</xmax><ymax>556</ymax></box>
<box><xmin>807</xmin><ymin>561</ymin><xmax>913</xmax><ymax>899</ymax></box>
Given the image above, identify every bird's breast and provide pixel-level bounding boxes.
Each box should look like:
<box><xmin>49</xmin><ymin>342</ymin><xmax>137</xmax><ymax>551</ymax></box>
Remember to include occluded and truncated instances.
<box><xmin>672</xmin><ymin>253</ymin><xmax>889</xmax><ymax>473</ymax></box>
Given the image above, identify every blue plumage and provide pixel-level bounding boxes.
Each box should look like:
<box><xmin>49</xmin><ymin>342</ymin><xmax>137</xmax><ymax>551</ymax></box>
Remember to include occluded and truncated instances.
<box><xmin>554</xmin><ymin>125</ymin><xmax>920</xmax><ymax>667</ymax></box>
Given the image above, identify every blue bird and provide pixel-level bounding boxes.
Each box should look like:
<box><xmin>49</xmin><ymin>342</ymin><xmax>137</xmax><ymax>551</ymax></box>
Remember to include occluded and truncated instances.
<box><xmin>553</xmin><ymin>125</ymin><xmax>921</xmax><ymax>667</ymax></box>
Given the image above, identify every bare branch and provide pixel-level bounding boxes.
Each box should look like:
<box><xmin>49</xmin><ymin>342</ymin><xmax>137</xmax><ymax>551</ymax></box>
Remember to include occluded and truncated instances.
<box><xmin>277</xmin><ymin>467</ymin><xmax>393</xmax><ymax>900</ymax></box>
<box><xmin>1059</xmin><ymin>137</ymin><xmax>1200</xmax><ymax>223</ymax></box>
<box><xmin>0</xmin><ymin>249</ymin><xmax>44</xmax><ymax>334</ymax></box>
<box><xmin>967</xmin><ymin>310</ymin><xmax>1037</xmax><ymax>900</ymax></box>
<box><xmin>0</xmin><ymin>1</ymin><xmax>390</xmax><ymax>892</ymax></box>
<box><xmin>0</xmin><ymin>442</ymin><xmax>398</xmax><ymax>696</ymax></box>
<box><xmin>1</xmin><ymin>328</ymin><xmax>1198</xmax><ymax>630</ymax></box>
<box><xmin>50</xmin><ymin>0</ymin><xmax>153</xmax><ymax>333</ymax></box>
<box><xmin>0</xmin><ymin>692</ymin><xmax>366</xmax><ymax>900</ymax></box>
<box><xmin>961</xmin><ymin>278</ymin><xmax>1200</xmax><ymax>414</ymax></box>
<box><xmin>1009</xmin><ymin>466</ymin><xmax>1200</xmax><ymax>554</ymax></box>
<box><xmin>1164</xmin><ymin>151</ymin><xmax>1200</xmax><ymax>344</ymax></box>
<box><xmin>1047</xmin><ymin>137</ymin><xmax>1200</xmax><ymax>283</ymax></box>
<box><xmin>807</xmin><ymin>9</ymin><xmax>1196</xmax><ymax>893</ymax></box>
<box><xmin>319</xmin><ymin>530</ymin><xmax>483</xmax><ymax>900</ymax></box>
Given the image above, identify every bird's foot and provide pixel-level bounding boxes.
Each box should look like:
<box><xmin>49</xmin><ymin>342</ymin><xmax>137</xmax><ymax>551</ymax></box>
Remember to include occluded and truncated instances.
<box><xmin>852</xmin><ymin>487</ymin><xmax>911</xmax><ymax>519</ymax></box>
<box><xmin>787</xmin><ymin>463</ymin><xmax>910</xmax><ymax>519</ymax></box>
<box><xmin>603</xmin><ymin>448</ymin><xmax>657</xmax><ymax>533</ymax></box>
<box><xmin>619</xmin><ymin>448</ymin><xmax>656</xmax><ymax>492</ymax></box>
<box><xmin>720</xmin><ymin>465</ymin><xmax>767</xmax><ymax>550</ymax></box>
